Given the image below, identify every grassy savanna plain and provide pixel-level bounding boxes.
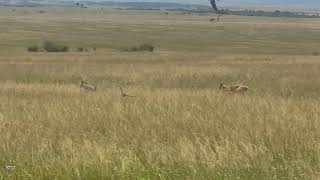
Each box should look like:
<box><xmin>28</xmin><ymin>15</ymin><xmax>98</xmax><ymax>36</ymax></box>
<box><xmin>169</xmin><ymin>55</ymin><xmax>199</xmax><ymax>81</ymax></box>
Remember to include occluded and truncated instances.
<box><xmin>0</xmin><ymin>6</ymin><xmax>320</xmax><ymax>179</ymax></box>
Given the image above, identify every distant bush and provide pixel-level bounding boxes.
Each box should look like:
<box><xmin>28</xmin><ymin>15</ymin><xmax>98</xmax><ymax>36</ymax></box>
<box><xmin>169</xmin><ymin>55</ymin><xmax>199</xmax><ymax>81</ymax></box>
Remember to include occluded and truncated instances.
<box><xmin>76</xmin><ymin>47</ymin><xmax>84</xmax><ymax>52</ymax></box>
<box><xmin>74</xmin><ymin>47</ymin><xmax>96</xmax><ymax>52</ymax></box>
<box><xmin>27</xmin><ymin>45</ymin><xmax>39</xmax><ymax>52</ymax></box>
<box><xmin>140</xmin><ymin>44</ymin><xmax>155</xmax><ymax>52</ymax></box>
<box><xmin>43</xmin><ymin>41</ymin><xmax>69</xmax><ymax>52</ymax></box>
<box><xmin>125</xmin><ymin>43</ymin><xmax>155</xmax><ymax>52</ymax></box>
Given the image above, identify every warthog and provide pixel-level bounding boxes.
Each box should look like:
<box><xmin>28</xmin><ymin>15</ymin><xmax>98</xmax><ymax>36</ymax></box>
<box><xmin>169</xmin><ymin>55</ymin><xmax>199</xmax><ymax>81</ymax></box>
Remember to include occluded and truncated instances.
<box><xmin>80</xmin><ymin>80</ymin><xmax>96</xmax><ymax>91</ymax></box>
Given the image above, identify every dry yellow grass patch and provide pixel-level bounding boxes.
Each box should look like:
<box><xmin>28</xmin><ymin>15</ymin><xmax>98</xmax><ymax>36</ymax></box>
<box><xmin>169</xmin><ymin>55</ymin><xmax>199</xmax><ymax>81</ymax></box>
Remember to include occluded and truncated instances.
<box><xmin>0</xmin><ymin>6</ymin><xmax>320</xmax><ymax>179</ymax></box>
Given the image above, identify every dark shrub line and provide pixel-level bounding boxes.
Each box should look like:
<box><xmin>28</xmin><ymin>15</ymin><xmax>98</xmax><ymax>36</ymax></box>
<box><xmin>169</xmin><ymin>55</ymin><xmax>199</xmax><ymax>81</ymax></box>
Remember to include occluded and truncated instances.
<box><xmin>27</xmin><ymin>41</ymin><xmax>69</xmax><ymax>53</ymax></box>
<box><xmin>28</xmin><ymin>41</ymin><xmax>156</xmax><ymax>53</ymax></box>
<box><xmin>125</xmin><ymin>43</ymin><xmax>155</xmax><ymax>52</ymax></box>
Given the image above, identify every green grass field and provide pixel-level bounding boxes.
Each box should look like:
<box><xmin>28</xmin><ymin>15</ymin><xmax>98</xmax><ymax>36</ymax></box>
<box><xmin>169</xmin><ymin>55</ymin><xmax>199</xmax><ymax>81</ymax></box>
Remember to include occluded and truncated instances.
<box><xmin>0</xmin><ymin>7</ymin><xmax>320</xmax><ymax>179</ymax></box>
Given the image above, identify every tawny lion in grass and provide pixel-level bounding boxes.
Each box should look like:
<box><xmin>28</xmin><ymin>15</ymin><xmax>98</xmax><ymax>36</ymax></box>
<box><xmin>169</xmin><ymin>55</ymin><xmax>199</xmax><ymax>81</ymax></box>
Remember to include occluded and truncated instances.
<box><xmin>80</xmin><ymin>80</ymin><xmax>96</xmax><ymax>91</ymax></box>
<box><xmin>219</xmin><ymin>82</ymin><xmax>252</xmax><ymax>93</ymax></box>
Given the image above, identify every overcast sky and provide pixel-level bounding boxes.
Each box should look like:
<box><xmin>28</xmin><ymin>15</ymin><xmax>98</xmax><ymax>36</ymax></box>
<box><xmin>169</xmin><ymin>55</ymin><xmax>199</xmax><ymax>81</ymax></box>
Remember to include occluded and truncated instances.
<box><xmin>109</xmin><ymin>0</ymin><xmax>320</xmax><ymax>6</ymax></box>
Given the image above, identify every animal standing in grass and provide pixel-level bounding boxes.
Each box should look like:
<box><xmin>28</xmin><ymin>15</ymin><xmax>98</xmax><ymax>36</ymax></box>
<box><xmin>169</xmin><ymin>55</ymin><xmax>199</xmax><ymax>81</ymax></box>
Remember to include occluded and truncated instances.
<box><xmin>229</xmin><ymin>85</ymin><xmax>250</xmax><ymax>93</ymax></box>
<box><xmin>80</xmin><ymin>80</ymin><xmax>96</xmax><ymax>91</ymax></box>
<box><xmin>120</xmin><ymin>87</ymin><xmax>135</xmax><ymax>97</ymax></box>
<box><xmin>219</xmin><ymin>82</ymin><xmax>251</xmax><ymax>93</ymax></box>
<box><xmin>219</xmin><ymin>82</ymin><xmax>231</xmax><ymax>92</ymax></box>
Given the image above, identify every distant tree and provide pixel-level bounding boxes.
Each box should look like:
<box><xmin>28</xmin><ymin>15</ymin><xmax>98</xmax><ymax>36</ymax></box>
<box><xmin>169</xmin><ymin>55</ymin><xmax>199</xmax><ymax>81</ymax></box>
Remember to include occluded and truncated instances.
<box><xmin>209</xmin><ymin>0</ymin><xmax>218</xmax><ymax>11</ymax></box>
<box><xmin>208</xmin><ymin>0</ymin><xmax>225</xmax><ymax>22</ymax></box>
<box><xmin>125</xmin><ymin>43</ymin><xmax>155</xmax><ymax>52</ymax></box>
<box><xmin>76</xmin><ymin>47</ymin><xmax>84</xmax><ymax>52</ymax></box>
<box><xmin>43</xmin><ymin>41</ymin><xmax>69</xmax><ymax>52</ymax></box>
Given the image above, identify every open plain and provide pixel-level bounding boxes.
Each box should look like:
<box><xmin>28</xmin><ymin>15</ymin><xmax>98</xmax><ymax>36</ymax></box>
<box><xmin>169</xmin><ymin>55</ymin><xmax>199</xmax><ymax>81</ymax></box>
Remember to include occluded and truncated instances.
<box><xmin>0</xmin><ymin>7</ymin><xmax>320</xmax><ymax>179</ymax></box>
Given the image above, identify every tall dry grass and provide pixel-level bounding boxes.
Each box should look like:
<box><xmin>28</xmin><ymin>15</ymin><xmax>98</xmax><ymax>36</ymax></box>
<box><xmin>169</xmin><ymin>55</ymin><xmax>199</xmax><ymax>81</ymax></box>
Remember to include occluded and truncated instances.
<box><xmin>0</xmin><ymin>87</ymin><xmax>320</xmax><ymax>180</ymax></box>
